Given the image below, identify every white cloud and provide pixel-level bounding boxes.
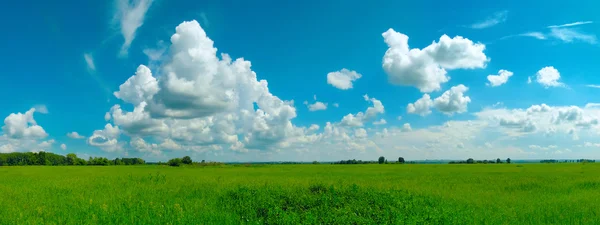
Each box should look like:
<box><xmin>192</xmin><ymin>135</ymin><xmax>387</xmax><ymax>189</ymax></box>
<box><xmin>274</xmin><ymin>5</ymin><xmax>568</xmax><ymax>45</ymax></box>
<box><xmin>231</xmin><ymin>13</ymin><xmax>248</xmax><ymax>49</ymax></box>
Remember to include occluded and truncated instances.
<box><xmin>307</xmin><ymin>102</ymin><xmax>327</xmax><ymax>111</ymax></box>
<box><xmin>60</xmin><ymin>143</ymin><xmax>67</xmax><ymax>150</ymax></box>
<box><xmin>34</xmin><ymin>105</ymin><xmax>49</xmax><ymax>114</ymax></box>
<box><xmin>96</xmin><ymin>20</ymin><xmax>305</xmax><ymax>153</ymax></box>
<box><xmin>433</xmin><ymin>84</ymin><xmax>471</xmax><ymax>115</ymax></box>
<box><xmin>84</xmin><ymin>53</ymin><xmax>96</xmax><ymax>71</ymax></box>
<box><xmin>401</xmin><ymin>123</ymin><xmax>412</xmax><ymax>131</ymax></box>
<box><xmin>304</xmin><ymin>95</ymin><xmax>327</xmax><ymax>111</ymax></box>
<box><xmin>549</xmin><ymin>28</ymin><xmax>597</xmax><ymax>44</ymax></box>
<box><xmin>67</xmin><ymin>132</ymin><xmax>85</xmax><ymax>139</ymax></box>
<box><xmin>382</xmin><ymin>29</ymin><xmax>488</xmax><ymax>92</ymax></box>
<box><xmin>354</xmin><ymin>128</ymin><xmax>368</xmax><ymax>139</ymax></box>
<box><xmin>547</xmin><ymin>21</ymin><xmax>593</xmax><ymax>28</ymax></box>
<box><xmin>339</xmin><ymin>95</ymin><xmax>385</xmax><ymax>127</ymax></box>
<box><xmin>0</xmin><ymin>144</ymin><xmax>14</xmax><ymax>153</ymax></box>
<box><xmin>2</xmin><ymin>108</ymin><xmax>48</xmax><ymax>139</ymax></box>
<box><xmin>397</xmin><ymin>116</ymin><xmax>402</xmax><ymax>121</ymax></box>
<box><xmin>333</xmin><ymin>103</ymin><xmax>339</xmax><ymax>108</ymax></box>
<box><xmin>470</xmin><ymin>10</ymin><xmax>508</xmax><ymax>29</ymax></box>
<box><xmin>114</xmin><ymin>0</ymin><xmax>154</xmax><ymax>54</ymax></box>
<box><xmin>535</xmin><ymin>66</ymin><xmax>564</xmax><ymax>88</ymax></box>
<box><xmin>520</xmin><ymin>32</ymin><xmax>546</xmax><ymax>40</ymax></box>
<box><xmin>113</xmin><ymin>65</ymin><xmax>159</xmax><ymax>105</ymax></box>
<box><xmin>327</xmin><ymin>69</ymin><xmax>362</xmax><ymax>90</ymax></box>
<box><xmin>37</xmin><ymin>139</ymin><xmax>55</xmax><ymax>151</ymax></box>
<box><xmin>586</xmin><ymin>85</ymin><xmax>600</xmax><ymax>88</ymax></box>
<box><xmin>487</xmin><ymin>70</ymin><xmax>513</xmax><ymax>87</ymax></box>
<box><xmin>373</xmin><ymin>119</ymin><xmax>387</xmax><ymax>125</ymax></box>
<box><xmin>407</xmin><ymin>94</ymin><xmax>433</xmax><ymax>116</ymax></box>
<box><xmin>87</xmin><ymin>124</ymin><xmax>122</xmax><ymax>152</ymax></box>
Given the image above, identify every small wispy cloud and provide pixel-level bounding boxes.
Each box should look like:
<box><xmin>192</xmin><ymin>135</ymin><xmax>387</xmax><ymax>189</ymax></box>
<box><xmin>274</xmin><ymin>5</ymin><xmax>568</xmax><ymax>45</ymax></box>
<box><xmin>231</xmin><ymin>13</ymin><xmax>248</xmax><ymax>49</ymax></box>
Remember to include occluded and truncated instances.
<box><xmin>502</xmin><ymin>20</ymin><xmax>596</xmax><ymax>44</ymax></box>
<box><xmin>84</xmin><ymin>53</ymin><xmax>96</xmax><ymax>71</ymax></box>
<box><xmin>520</xmin><ymin>32</ymin><xmax>546</xmax><ymax>40</ymax></box>
<box><xmin>549</xmin><ymin>27</ymin><xmax>597</xmax><ymax>44</ymax></box>
<box><xmin>470</xmin><ymin>10</ymin><xmax>508</xmax><ymax>29</ymax></box>
<box><xmin>114</xmin><ymin>0</ymin><xmax>154</xmax><ymax>55</ymax></box>
<box><xmin>585</xmin><ymin>84</ymin><xmax>600</xmax><ymax>88</ymax></box>
<box><xmin>547</xmin><ymin>21</ymin><xmax>593</xmax><ymax>28</ymax></box>
<box><xmin>199</xmin><ymin>12</ymin><xmax>210</xmax><ymax>28</ymax></box>
<box><xmin>34</xmin><ymin>105</ymin><xmax>48</xmax><ymax>114</ymax></box>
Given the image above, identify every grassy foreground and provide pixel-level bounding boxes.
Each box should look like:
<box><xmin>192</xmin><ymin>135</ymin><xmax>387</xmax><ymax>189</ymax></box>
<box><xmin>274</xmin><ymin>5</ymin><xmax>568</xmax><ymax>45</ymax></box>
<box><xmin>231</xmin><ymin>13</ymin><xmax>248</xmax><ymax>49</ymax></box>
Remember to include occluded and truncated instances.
<box><xmin>2</xmin><ymin>164</ymin><xmax>600</xmax><ymax>224</ymax></box>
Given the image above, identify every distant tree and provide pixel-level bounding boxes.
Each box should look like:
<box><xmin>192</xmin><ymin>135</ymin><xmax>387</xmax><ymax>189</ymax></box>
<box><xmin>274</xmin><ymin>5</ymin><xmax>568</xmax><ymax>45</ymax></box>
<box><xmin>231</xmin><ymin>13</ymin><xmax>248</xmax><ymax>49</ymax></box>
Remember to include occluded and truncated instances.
<box><xmin>466</xmin><ymin>158</ymin><xmax>474</xmax><ymax>164</ymax></box>
<box><xmin>398</xmin><ymin>157</ymin><xmax>405</xmax><ymax>164</ymax></box>
<box><xmin>168</xmin><ymin>158</ymin><xmax>182</xmax><ymax>167</ymax></box>
<box><xmin>66</xmin><ymin>153</ymin><xmax>77</xmax><ymax>165</ymax></box>
<box><xmin>182</xmin><ymin>156</ymin><xmax>192</xmax><ymax>165</ymax></box>
<box><xmin>201</xmin><ymin>160</ymin><xmax>206</xmax><ymax>163</ymax></box>
<box><xmin>312</xmin><ymin>161</ymin><xmax>320</xmax><ymax>164</ymax></box>
<box><xmin>496</xmin><ymin>158</ymin><xmax>502</xmax><ymax>164</ymax></box>
<box><xmin>378</xmin><ymin>156</ymin><xmax>385</xmax><ymax>164</ymax></box>
<box><xmin>506</xmin><ymin>158</ymin><xmax>511</xmax><ymax>164</ymax></box>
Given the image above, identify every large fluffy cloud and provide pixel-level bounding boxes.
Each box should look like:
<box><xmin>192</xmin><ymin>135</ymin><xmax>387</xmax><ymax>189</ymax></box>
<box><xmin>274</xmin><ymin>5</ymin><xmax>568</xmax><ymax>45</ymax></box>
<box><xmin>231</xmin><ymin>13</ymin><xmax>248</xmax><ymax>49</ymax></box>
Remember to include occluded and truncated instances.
<box><xmin>94</xmin><ymin>20</ymin><xmax>302</xmax><ymax>153</ymax></box>
<box><xmin>407</xmin><ymin>94</ymin><xmax>433</xmax><ymax>116</ymax></box>
<box><xmin>382</xmin><ymin>29</ymin><xmax>488</xmax><ymax>92</ymax></box>
<box><xmin>2</xmin><ymin>108</ymin><xmax>48</xmax><ymax>139</ymax></box>
<box><xmin>0</xmin><ymin>108</ymin><xmax>54</xmax><ymax>152</ymax></box>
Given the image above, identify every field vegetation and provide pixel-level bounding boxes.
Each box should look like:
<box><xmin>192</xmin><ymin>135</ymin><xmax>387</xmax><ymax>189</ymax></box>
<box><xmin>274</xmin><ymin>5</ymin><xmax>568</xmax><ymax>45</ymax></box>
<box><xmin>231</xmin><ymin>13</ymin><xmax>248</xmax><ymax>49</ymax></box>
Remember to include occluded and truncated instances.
<box><xmin>2</xmin><ymin>163</ymin><xmax>600</xmax><ymax>224</ymax></box>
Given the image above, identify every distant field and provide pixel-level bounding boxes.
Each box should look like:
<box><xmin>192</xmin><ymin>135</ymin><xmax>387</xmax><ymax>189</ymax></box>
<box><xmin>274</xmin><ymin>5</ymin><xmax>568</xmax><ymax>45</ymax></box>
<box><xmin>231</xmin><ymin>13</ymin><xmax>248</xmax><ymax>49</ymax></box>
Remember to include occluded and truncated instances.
<box><xmin>2</xmin><ymin>164</ymin><xmax>600</xmax><ymax>224</ymax></box>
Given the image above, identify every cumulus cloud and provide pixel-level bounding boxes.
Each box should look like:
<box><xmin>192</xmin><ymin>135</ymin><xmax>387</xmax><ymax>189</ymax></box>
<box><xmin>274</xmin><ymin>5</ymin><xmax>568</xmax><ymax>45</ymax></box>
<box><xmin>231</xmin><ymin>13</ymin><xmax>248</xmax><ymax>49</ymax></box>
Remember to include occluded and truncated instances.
<box><xmin>407</xmin><ymin>94</ymin><xmax>433</xmax><ymax>116</ymax></box>
<box><xmin>487</xmin><ymin>70</ymin><xmax>513</xmax><ymax>87</ymax></box>
<box><xmin>113</xmin><ymin>65</ymin><xmax>159</xmax><ymax>105</ymax></box>
<box><xmin>469</xmin><ymin>10</ymin><xmax>508</xmax><ymax>29</ymax></box>
<box><xmin>327</xmin><ymin>69</ymin><xmax>362</xmax><ymax>90</ymax></box>
<box><xmin>304</xmin><ymin>95</ymin><xmax>327</xmax><ymax>111</ymax></box>
<box><xmin>114</xmin><ymin>0</ymin><xmax>154</xmax><ymax>54</ymax></box>
<box><xmin>67</xmin><ymin>132</ymin><xmax>85</xmax><ymax>139</ymax></box>
<box><xmin>2</xmin><ymin>108</ymin><xmax>48</xmax><ymax>139</ymax></box>
<box><xmin>382</xmin><ymin>29</ymin><xmax>488</xmax><ymax>92</ymax></box>
<box><xmin>339</xmin><ymin>95</ymin><xmax>385</xmax><ymax>127</ymax></box>
<box><xmin>534</xmin><ymin>66</ymin><xmax>564</xmax><ymax>88</ymax></box>
<box><xmin>433</xmin><ymin>85</ymin><xmax>471</xmax><ymax>115</ymax></box>
<box><xmin>34</xmin><ymin>105</ymin><xmax>49</xmax><ymax>114</ymax></box>
<box><xmin>95</xmin><ymin>20</ymin><xmax>305</xmax><ymax>153</ymax></box>
<box><xmin>87</xmin><ymin>124</ymin><xmax>122</xmax><ymax>152</ymax></box>
<box><xmin>373</xmin><ymin>119</ymin><xmax>387</xmax><ymax>125</ymax></box>
<box><xmin>60</xmin><ymin>143</ymin><xmax>67</xmax><ymax>150</ymax></box>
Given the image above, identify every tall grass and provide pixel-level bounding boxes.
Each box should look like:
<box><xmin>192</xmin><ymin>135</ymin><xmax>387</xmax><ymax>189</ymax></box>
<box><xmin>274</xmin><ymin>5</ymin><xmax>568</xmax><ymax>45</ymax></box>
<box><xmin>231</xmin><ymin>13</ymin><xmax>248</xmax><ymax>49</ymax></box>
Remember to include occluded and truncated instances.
<box><xmin>1</xmin><ymin>164</ymin><xmax>600</xmax><ymax>224</ymax></box>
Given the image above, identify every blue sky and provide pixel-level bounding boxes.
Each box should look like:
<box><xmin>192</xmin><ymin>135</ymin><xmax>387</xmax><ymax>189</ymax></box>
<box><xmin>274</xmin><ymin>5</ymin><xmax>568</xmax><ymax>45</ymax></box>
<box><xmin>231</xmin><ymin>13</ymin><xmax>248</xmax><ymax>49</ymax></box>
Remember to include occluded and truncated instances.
<box><xmin>1</xmin><ymin>0</ymin><xmax>599</xmax><ymax>161</ymax></box>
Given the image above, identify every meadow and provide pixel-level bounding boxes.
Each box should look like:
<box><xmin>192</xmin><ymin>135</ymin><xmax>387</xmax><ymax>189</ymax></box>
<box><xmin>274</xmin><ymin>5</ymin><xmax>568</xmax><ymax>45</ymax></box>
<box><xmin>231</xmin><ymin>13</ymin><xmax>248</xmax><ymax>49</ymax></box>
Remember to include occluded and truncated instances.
<box><xmin>1</xmin><ymin>163</ymin><xmax>600</xmax><ymax>224</ymax></box>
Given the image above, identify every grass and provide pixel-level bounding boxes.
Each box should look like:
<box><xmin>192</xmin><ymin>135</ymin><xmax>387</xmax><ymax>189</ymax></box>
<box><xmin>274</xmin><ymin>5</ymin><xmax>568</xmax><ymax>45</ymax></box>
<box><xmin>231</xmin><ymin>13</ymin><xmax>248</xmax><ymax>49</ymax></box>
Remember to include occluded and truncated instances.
<box><xmin>2</xmin><ymin>164</ymin><xmax>600</xmax><ymax>224</ymax></box>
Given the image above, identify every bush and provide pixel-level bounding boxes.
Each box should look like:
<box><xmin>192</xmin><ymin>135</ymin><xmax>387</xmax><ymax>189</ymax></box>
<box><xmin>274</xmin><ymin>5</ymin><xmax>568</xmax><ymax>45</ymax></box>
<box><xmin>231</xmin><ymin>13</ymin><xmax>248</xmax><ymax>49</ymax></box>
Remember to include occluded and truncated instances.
<box><xmin>168</xmin><ymin>158</ymin><xmax>183</xmax><ymax>167</ymax></box>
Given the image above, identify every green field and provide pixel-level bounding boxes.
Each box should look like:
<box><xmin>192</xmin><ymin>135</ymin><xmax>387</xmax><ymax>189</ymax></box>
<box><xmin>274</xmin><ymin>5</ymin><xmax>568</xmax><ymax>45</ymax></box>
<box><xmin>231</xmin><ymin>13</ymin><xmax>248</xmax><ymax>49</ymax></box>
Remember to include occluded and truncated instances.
<box><xmin>2</xmin><ymin>164</ymin><xmax>600</xmax><ymax>224</ymax></box>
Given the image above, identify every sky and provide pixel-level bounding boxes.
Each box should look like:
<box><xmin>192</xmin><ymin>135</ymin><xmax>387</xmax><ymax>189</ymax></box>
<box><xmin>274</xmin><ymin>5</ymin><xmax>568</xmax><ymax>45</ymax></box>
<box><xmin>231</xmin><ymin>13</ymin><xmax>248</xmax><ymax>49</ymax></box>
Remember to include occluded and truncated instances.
<box><xmin>1</xmin><ymin>0</ymin><xmax>600</xmax><ymax>162</ymax></box>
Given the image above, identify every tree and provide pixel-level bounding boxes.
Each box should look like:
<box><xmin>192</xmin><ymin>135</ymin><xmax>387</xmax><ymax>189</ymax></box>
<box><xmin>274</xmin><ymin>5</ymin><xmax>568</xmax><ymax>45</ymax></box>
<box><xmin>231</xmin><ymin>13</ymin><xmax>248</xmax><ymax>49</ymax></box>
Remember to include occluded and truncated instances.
<box><xmin>398</xmin><ymin>157</ymin><xmax>405</xmax><ymax>164</ymax></box>
<box><xmin>506</xmin><ymin>158</ymin><xmax>511</xmax><ymax>164</ymax></box>
<box><xmin>201</xmin><ymin>160</ymin><xmax>206</xmax><ymax>163</ymax></box>
<box><xmin>168</xmin><ymin>158</ymin><xmax>183</xmax><ymax>167</ymax></box>
<box><xmin>182</xmin><ymin>156</ymin><xmax>192</xmax><ymax>165</ymax></box>
<box><xmin>66</xmin><ymin>153</ymin><xmax>77</xmax><ymax>165</ymax></box>
<box><xmin>378</xmin><ymin>156</ymin><xmax>385</xmax><ymax>164</ymax></box>
<box><xmin>496</xmin><ymin>158</ymin><xmax>502</xmax><ymax>164</ymax></box>
<box><xmin>466</xmin><ymin>158</ymin><xmax>474</xmax><ymax>164</ymax></box>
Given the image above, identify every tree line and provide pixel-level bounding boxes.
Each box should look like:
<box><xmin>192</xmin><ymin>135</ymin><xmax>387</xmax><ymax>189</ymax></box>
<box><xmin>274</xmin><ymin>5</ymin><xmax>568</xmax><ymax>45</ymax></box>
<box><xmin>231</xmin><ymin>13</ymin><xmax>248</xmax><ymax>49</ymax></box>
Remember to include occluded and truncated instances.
<box><xmin>449</xmin><ymin>158</ymin><xmax>511</xmax><ymax>164</ymax></box>
<box><xmin>0</xmin><ymin>152</ymin><xmax>144</xmax><ymax>166</ymax></box>
<box><xmin>541</xmin><ymin>159</ymin><xmax>596</xmax><ymax>163</ymax></box>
